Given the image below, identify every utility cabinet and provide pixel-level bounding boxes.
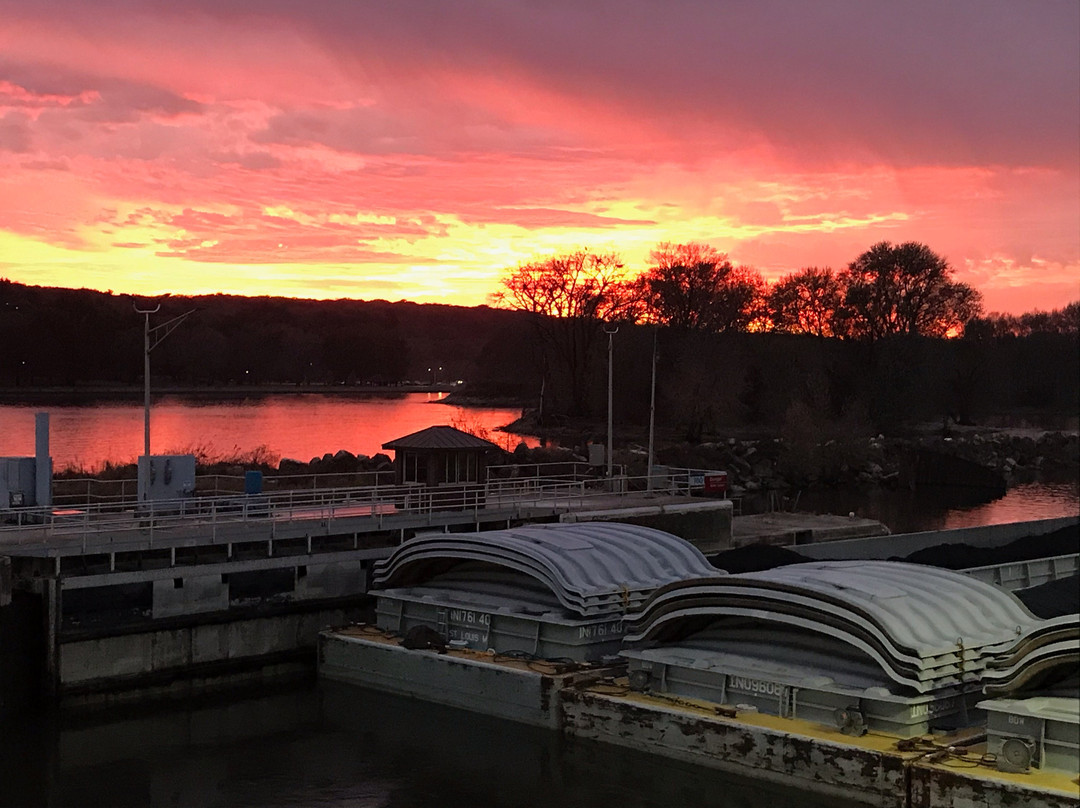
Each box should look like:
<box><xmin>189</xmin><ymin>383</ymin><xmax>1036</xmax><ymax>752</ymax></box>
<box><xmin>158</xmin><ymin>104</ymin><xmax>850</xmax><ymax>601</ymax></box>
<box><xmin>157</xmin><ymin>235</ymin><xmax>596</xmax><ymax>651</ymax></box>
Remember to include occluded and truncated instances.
<box><xmin>137</xmin><ymin>454</ymin><xmax>197</xmax><ymax>502</ymax></box>
<box><xmin>0</xmin><ymin>457</ymin><xmax>38</xmax><ymax>509</ymax></box>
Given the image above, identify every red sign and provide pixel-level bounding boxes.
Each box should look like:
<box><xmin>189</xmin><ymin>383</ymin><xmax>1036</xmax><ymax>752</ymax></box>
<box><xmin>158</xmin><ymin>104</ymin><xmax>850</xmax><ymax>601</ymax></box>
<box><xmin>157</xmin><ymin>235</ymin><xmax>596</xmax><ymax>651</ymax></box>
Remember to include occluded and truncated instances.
<box><xmin>704</xmin><ymin>472</ymin><xmax>728</xmax><ymax>494</ymax></box>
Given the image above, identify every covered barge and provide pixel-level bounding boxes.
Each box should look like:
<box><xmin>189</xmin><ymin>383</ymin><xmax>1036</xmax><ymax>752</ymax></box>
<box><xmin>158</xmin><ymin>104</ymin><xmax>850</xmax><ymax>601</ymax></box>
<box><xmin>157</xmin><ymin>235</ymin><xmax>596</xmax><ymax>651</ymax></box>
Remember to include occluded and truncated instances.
<box><xmin>319</xmin><ymin>520</ymin><xmax>1080</xmax><ymax>807</ymax></box>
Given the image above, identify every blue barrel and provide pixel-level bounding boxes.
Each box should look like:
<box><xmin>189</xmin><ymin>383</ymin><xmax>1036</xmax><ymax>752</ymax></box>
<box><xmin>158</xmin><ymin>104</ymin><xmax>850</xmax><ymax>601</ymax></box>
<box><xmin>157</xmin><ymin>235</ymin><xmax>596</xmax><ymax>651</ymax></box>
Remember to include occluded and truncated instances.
<box><xmin>244</xmin><ymin>470</ymin><xmax>263</xmax><ymax>495</ymax></box>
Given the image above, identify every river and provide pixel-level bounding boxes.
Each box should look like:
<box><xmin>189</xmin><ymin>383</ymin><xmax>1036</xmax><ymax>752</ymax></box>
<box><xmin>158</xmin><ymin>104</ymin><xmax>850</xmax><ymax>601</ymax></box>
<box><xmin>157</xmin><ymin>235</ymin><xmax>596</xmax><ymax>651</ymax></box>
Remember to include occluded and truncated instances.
<box><xmin>1</xmin><ymin>684</ymin><xmax>850</xmax><ymax>808</ymax></box>
<box><xmin>0</xmin><ymin>393</ymin><xmax>533</xmax><ymax>470</ymax></box>
<box><xmin>0</xmin><ymin>394</ymin><xmax>1076</xmax><ymax>532</ymax></box>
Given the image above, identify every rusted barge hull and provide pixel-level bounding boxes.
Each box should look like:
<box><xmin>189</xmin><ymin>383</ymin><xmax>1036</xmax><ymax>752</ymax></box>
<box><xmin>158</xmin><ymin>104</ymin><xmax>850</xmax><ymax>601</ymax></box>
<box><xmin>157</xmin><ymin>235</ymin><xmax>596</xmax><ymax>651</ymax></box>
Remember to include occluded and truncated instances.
<box><xmin>318</xmin><ymin>630</ymin><xmax>1079</xmax><ymax>808</ymax></box>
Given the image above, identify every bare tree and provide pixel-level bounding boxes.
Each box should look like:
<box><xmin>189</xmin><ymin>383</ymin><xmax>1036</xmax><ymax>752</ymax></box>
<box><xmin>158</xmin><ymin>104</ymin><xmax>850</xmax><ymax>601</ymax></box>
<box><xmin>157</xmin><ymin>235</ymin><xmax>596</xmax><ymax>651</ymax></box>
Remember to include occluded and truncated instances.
<box><xmin>965</xmin><ymin>301</ymin><xmax>1080</xmax><ymax>338</ymax></box>
<box><xmin>767</xmin><ymin>267</ymin><xmax>843</xmax><ymax>336</ymax></box>
<box><xmin>638</xmin><ymin>242</ymin><xmax>764</xmax><ymax>332</ymax></box>
<box><xmin>491</xmin><ymin>250</ymin><xmax>639</xmax><ymax>415</ymax></box>
<box><xmin>839</xmin><ymin>242</ymin><xmax>982</xmax><ymax>340</ymax></box>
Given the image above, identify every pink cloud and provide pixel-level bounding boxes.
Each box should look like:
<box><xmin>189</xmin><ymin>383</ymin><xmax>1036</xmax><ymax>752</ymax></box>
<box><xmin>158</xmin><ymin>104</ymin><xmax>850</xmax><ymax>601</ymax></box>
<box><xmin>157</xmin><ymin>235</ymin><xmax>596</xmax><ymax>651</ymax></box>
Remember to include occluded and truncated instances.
<box><xmin>0</xmin><ymin>1</ymin><xmax>1074</xmax><ymax>313</ymax></box>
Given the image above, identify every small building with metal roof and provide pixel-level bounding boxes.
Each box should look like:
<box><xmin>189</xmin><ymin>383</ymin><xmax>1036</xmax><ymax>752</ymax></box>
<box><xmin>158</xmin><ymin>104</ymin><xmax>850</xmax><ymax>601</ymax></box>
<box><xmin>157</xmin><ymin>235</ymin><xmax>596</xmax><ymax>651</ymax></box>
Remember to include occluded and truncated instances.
<box><xmin>382</xmin><ymin>425</ymin><xmax>505</xmax><ymax>487</ymax></box>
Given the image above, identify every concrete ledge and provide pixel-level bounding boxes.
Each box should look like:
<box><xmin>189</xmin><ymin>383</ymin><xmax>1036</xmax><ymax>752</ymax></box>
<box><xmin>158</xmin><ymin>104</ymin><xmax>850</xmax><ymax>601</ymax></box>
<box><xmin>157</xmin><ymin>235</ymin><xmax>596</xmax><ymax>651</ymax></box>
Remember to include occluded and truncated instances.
<box><xmin>59</xmin><ymin>606</ymin><xmax>359</xmax><ymax>694</ymax></box>
<box><xmin>732</xmin><ymin>512</ymin><xmax>890</xmax><ymax>548</ymax></box>
<box><xmin>560</xmin><ymin>499</ymin><xmax>733</xmax><ymax>554</ymax></box>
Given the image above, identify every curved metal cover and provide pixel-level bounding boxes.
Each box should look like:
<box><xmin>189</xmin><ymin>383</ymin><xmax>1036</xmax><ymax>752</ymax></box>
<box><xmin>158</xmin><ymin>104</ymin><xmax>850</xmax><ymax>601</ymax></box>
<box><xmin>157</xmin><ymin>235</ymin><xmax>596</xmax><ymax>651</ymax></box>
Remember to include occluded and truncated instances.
<box><xmin>741</xmin><ymin>561</ymin><xmax>1040</xmax><ymax>646</ymax></box>
<box><xmin>374</xmin><ymin>522</ymin><xmax>722</xmax><ymax>617</ymax></box>
<box><xmin>630</xmin><ymin>561</ymin><xmax>1039</xmax><ymax>648</ymax></box>
<box><xmin>624</xmin><ymin>560</ymin><xmax>1052</xmax><ymax>692</ymax></box>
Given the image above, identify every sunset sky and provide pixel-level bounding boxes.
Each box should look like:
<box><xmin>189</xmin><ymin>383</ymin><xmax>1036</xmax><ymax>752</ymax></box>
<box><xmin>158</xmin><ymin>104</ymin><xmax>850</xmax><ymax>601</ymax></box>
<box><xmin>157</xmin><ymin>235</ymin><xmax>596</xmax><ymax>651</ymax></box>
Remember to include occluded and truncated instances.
<box><xmin>0</xmin><ymin>1</ymin><xmax>1077</xmax><ymax>314</ymax></box>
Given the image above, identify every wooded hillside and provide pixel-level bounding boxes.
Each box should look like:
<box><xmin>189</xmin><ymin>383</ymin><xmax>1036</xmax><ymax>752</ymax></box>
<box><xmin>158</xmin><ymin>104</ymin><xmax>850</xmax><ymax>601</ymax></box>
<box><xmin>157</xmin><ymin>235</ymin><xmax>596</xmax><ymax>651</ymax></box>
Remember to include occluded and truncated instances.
<box><xmin>1</xmin><ymin>280</ymin><xmax>1076</xmax><ymax>437</ymax></box>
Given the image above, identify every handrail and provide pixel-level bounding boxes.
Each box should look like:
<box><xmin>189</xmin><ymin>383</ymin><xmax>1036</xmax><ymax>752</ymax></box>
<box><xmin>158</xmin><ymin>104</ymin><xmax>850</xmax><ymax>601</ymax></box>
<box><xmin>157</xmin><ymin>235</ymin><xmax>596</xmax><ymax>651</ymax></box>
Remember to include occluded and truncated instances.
<box><xmin>0</xmin><ymin>466</ymin><xmax>727</xmax><ymax>549</ymax></box>
<box><xmin>50</xmin><ymin>470</ymin><xmax>399</xmax><ymax>506</ymax></box>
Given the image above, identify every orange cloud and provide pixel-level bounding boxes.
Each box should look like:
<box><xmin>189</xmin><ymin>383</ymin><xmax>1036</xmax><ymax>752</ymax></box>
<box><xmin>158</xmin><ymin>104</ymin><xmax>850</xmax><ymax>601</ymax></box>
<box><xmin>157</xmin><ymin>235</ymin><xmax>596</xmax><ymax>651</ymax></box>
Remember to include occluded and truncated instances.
<box><xmin>0</xmin><ymin>2</ymin><xmax>1075</xmax><ymax>314</ymax></box>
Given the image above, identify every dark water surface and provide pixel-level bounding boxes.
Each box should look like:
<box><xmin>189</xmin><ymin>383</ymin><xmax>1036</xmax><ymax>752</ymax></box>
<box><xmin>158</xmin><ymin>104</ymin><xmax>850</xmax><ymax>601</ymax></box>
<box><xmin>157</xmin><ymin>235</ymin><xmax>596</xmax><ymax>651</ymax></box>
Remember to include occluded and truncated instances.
<box><xmin>788</xmin><ymin>478</ymin><xmax>1079</xmax><ymax>534</ymax></box>
<box><xmin>0</xmin><ymin>394</ymin><xmax>1075</xmax><ymax>533</ymax></box>
<box><xmin>1</xmin><ymin>684</ymin><xmax>852</xmax><ymax>808</ymax></box>
<box><xmin>0</xmin><ymin>394</ymin><xmax>533</xmax><ymax>470</ymax></box>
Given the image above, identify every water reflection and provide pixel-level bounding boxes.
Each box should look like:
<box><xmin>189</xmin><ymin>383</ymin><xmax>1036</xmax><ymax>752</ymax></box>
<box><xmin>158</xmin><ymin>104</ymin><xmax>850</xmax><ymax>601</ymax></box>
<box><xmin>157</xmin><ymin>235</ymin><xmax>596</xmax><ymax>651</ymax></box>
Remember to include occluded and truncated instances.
<box><xmin>1</xmin><ymin>685</ymin><xmax>852</xmax><ymax>808</ymax></box>
<box><xmin>780</xmin><ymin>478</ymin><xmax>1079</xmax><ymax>534</ymax></box>
<box><xmin>0</xmin><ymin>394</ymin><xmax>533</xmax><ymax>471</ymax></box>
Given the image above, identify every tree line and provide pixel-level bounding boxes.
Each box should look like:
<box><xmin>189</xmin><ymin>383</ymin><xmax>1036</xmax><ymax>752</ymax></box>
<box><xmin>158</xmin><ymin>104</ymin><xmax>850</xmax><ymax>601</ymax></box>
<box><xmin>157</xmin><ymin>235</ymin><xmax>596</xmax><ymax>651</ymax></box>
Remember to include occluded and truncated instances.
<box><xmin>492</xmin><ymin>240</ymin><xmax>1077</xmax><ymax>418</ymax></box>
<box><xmin>493</xmin><ymin>241</ymin><xmax>993</xmax><ymax>339</ymax></box>
<box><xmin>0</xmin><ymin>281</ymin><xmax>522</xmax><ymax>390</ymax></box>
<box><xmin>0</xmin><ymin>235</ymin><xmax>1076</xmax><ymax>438</ymax></box>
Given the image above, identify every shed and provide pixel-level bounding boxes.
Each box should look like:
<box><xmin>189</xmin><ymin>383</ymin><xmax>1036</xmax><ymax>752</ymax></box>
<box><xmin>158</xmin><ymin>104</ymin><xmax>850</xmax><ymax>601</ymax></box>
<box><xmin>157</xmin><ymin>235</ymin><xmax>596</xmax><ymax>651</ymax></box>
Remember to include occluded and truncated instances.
<box><xmin>382</xmin><ymin>425</ymin><xmax>505</xmax><ymax>486</ymax></box>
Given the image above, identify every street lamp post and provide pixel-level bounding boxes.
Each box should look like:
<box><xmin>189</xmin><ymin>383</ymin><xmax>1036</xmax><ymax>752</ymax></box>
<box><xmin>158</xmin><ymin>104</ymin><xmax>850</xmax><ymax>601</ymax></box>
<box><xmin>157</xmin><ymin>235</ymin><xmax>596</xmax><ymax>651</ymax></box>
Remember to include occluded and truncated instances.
<box><xmin>604</xmin><ymin>325</ymin><xmax>619</xmax><ymax>478</ymax></box>
<box><xmin>134</xmin><ymin>304</ymin><xmax>161</xmax><ymax>470</ymax></box>
<box><xmin>134</xmin><ymin>304</ymin><xmax>196</xmax><ymax>499</ymax></box>
<box><xmin>647</xmin><ymin>327</ymin><xmax>658</xmax><ymax>491</ymax></box>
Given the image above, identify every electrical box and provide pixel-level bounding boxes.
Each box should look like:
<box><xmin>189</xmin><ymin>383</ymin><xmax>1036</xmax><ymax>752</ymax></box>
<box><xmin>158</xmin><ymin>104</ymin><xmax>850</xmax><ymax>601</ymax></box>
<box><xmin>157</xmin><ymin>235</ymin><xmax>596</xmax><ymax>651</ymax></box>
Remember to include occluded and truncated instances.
<box><xmin>0</xmin><ymin>457</ymin><xmax>38</xmax><ymax>509</ymax></box>
<box><xmin>138</xmin><ymin>454</ymin><xmax>197</xmax><ymax>502</ymax></box>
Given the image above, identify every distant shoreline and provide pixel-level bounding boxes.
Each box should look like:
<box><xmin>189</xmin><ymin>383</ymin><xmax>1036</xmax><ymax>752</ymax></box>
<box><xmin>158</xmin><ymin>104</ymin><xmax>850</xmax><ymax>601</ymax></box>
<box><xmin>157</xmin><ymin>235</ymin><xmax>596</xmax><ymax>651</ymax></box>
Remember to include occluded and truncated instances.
<box><xmin>0</xmin><ymin>383</ymin><xmax>461</xmax><ymax>403</ymax></box>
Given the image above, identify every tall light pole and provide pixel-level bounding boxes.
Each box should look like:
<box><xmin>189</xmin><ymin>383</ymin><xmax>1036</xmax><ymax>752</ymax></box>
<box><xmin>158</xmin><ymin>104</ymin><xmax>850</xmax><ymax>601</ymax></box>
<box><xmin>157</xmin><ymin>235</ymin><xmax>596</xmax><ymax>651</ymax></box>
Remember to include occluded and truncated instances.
<box><xmin>604</xmin><ymin>324</ymin><xmax>619</xmax><ymax>478</ymax></box>
<box><xmin>647</xmin><ymin>327</ymin><xmax>658</xmax><ymax>491</ymax></box>
<box><xmin>134</xmin><ymin>304</ymin><xmax>196</xmax><ymax>499</ymax></box>
<box><xmin>134</xmin><ymin>304</ymin><xmax>161</xmax><ymax>469</ymax></box>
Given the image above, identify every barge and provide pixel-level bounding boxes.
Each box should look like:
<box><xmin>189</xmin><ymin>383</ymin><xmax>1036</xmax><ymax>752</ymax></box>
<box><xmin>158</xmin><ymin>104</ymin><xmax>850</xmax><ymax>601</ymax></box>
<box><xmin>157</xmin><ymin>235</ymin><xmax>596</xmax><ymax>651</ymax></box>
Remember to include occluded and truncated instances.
<box><xmin>319</xmin><ymin>521</ymin><xmax>1080</xmax><ymax>807</ymax></box>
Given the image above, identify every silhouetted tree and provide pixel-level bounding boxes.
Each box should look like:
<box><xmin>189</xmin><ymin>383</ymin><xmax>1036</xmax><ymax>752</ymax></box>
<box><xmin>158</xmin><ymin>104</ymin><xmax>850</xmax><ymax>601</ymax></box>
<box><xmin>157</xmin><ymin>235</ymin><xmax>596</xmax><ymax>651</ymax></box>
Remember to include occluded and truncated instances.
<box><xmin>767</xmin><ymin>267</ymin><xmax>843</xmax><ymax>336</ymax></box>
<box><xmin>965</xmin><ymin>301</ymin><xmax>1080</xmax><ymax>338</ymax></box>
<box><xmin>838</xmin><ymin>242</ymin><xmax>982</xmax><ymax>340</ymax></box>
<box><xmin>491</xmin><ymin>250</ymin><xmax>639</xmax><ymax>415</ymax></box>
<box><xmin>637</xmin><ymin>242</ymin><xmax>764</xmax><ymax>332</ymax></box>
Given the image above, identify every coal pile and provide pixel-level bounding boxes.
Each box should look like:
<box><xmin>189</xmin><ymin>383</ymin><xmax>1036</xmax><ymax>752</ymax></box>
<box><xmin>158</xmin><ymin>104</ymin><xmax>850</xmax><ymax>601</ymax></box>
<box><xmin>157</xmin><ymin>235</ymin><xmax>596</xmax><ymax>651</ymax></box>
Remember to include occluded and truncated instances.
<box><xmin>709</xmin><ymin>524</ymin><xmax>1078</xmax><ymax>575</ymax></box>
<box><xmin>903</xmin><ymin>525</ymin><xmax>1079</xmax><ymax>570</ymax></box>
<box><xmin>1015</xmin><ymin>575</ymin><xmax>1080</xmax><ymax>619</ymax></box>
<box><xmin>709</xmin><ymin>544</ymin><xmax>813</xmax><ymax>573</ymax></box>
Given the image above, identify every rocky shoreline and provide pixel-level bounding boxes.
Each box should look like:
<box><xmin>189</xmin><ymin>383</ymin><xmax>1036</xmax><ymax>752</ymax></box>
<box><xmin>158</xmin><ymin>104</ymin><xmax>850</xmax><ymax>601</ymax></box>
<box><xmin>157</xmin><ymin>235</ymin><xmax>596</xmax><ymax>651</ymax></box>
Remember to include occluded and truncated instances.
<box><xmin>255</xmin><ymin>426</ymin><xmax>1079</xmax><ymax>501</ymax></box>
<box><xmin>645</xmin><ymin>428</ymin><xmax>1079</xmax><ymax>497</ymax></box>
<box><xmin>54</xmin><ymin>420</ymin><xmax>1078</xmax><ymax>502</ymax></box>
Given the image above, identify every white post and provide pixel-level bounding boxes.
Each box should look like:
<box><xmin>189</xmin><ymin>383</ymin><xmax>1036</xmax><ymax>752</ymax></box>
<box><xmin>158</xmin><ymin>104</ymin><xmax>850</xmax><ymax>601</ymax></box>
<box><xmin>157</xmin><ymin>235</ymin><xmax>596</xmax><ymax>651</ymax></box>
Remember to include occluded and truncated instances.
<box><xmin>604</xmin><ymin>325</ymin><xmax>618</xmax><ymax>478</ymax></box>
<box><xmin>647</xmin><ymin>329</ymin><xmax>657</xmax><ymax>491</ymax></box>
<box><xmin>133</xmin><ymin>304</ymin><xmax>194</xmax><ymax>501</ymax></box>
<box><xmin>134</xmin><ymin>304</ymin><xmax>160</xmax><ymax>501</ymax></box>
<box><xmin>35</xmin><ymin>411</ymin><xmax>51</xmax><ymax>507</ymax></box>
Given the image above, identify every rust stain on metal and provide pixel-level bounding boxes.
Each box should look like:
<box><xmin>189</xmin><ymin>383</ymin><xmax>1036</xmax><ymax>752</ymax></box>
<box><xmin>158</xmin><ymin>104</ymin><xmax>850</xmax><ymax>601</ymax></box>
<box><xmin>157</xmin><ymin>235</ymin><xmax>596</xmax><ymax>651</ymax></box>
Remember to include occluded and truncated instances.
<box><xmin>675</xmin><ymin>717</ymin><xmax>712</xmax><ymax>737</ymax></box>
<box><xmin>539</xmin><ymin>674</ymin><xmax>552</xmax><ymax>713</ymax></box>
<box><xmin>729</xmin><ymin>730</ymin><xmax>757</xmax><ymax>758</ymax></box>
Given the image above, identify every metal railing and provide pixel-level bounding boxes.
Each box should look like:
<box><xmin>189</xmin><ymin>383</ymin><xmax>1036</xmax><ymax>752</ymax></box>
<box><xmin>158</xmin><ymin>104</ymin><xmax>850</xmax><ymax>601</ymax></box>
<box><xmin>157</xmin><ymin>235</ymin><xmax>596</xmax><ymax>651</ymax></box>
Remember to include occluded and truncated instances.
<box><xmin>1</xmin><ymin>466</ymin><xmax>728</xmax><ymax>551</ymax></box>
<box><xmin>51</xmin><ymin>470</ymin><xmax>398</xmax><ymax>506</ymax></box>
<box><xmin>962</xmin><ymin>553</ymin><xmax>1079</xmax><ymax>591</ymax></box>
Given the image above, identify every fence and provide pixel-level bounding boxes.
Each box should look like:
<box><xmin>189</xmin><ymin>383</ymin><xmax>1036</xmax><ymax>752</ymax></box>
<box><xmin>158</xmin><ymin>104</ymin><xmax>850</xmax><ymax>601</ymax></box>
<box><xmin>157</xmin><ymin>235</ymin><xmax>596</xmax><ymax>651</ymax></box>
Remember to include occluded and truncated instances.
<box><xmin>2</xmin><ymin>464</ymin><xmax>729</xmax><ymax>550</ymax></box>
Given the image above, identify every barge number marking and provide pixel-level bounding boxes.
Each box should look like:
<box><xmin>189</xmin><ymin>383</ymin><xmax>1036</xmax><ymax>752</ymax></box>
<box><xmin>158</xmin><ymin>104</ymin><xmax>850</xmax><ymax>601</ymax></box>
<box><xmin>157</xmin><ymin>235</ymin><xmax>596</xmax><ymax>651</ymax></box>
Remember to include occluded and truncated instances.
<box><xmin>578</xmin><ymin>621</ymin><xmax>624</xmax><ymax>640</ymax></box>
<box><xmin>728</xmin><ymin>676</ymin><xmax>786</xmax><ymax>697</ymax></box>
<box><xmin>448</xmin><ymin>609</ymin><xmax>490</xmax><ymax>626</ymax></box>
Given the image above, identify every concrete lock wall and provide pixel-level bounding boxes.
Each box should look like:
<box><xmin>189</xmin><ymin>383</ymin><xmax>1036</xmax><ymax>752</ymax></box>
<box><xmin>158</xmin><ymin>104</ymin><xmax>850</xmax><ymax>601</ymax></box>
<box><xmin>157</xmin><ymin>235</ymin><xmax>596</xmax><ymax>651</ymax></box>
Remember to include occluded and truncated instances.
<box><xmin>561</xmin><ymin>500</ymin><xmax>733</xmax><ymax>554</ymax></box>
<box><xmin>59</xmin><ymin>609</ymin><xmax>354</xmax><ymax>691</ymax></box>
<box><xmin>294</xmin><ymin>561</ymin><xmax>367</xmax><ymax>601</ymax></box>
<box><xmin>153</xmin><ymin>575</ymin><xmax>229</xmax><ymax>619</ymax></box>
<box><xmin>149</xmin><ymin>561</ymin><xmax>368</xmax><ymax>619</ymax></box>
